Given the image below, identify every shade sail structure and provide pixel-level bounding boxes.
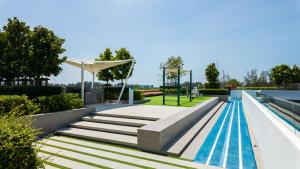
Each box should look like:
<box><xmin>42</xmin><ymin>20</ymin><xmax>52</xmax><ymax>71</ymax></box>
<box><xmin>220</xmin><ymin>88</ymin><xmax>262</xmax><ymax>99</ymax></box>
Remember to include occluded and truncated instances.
<box><xmin>65</xmin><ymin>58</ymin><xmax>134</xmax><ymax>103</ymax></box>
<box><xmin>65</xmin><ymin>58</ymin><xmax>133</xmax><ymax>73</ymax></box>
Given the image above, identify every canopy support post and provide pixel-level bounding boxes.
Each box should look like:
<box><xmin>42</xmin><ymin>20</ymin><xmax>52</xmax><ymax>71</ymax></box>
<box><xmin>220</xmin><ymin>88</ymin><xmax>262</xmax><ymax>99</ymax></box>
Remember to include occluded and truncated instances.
<box><xmin>92</xmin><ymin>72</ymin><xmax>95</xmax><ymax>88</ymax></box>
<box><xmin>81</xmin><ymin>61</ymin><xmax>85</xmax><ymax>101</ymax></box>
<box><xmin>117</xmin><ymin>61</ymin><xmax>134</xmax><ymax>104</ymax></box>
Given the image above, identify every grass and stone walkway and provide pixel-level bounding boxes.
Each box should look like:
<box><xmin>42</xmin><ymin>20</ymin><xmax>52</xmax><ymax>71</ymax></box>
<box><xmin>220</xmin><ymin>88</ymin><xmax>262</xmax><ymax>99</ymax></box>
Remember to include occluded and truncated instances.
<box><xmin>144</xmin><ymin>96</ymin><xmax>211</xmax><ymax>107</ymax></box>
<box><xmin>38</xmin><ymin>136</ymin><xmax>220</xmax><ymax>169</ymax></box>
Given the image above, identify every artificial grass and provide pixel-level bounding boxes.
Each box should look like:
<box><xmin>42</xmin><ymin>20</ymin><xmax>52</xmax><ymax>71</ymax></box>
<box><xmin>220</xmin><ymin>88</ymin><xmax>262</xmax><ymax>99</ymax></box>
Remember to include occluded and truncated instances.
<box><xmin>144</xmin><ymin>95</ymin><xmax>211</xmax><ymax>107</ymax></box>
<box><xmin>46</xmin><ymin>137</ymin><xmax>196</xmax><ymax>169</ymax></box>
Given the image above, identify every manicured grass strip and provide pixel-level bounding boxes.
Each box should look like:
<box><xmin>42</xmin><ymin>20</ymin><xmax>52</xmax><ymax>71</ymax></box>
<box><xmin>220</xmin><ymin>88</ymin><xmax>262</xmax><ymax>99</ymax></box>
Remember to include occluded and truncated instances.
<box><xmin>55</xmin><ymin>135</ymin><xmax>193</xmax><ymax>162</ymax></box>
<box><xmin>40</xmin><ymin>150</ymin><xmax>111</xmax><ymax>169</ymax></box>
<box><xmin>40</xmin><ymin>143</ymin><xmax>154</xmax><ymax>169</ymax></box>
<box><xmin>44</xmin><ymin>161</ymin><xmax>70</xmax><ymax>169</ymax></box>
<box><xmin>47</xmin><ymin>138</ymin><xmax>196</xmax><ymax>169</ymax></box>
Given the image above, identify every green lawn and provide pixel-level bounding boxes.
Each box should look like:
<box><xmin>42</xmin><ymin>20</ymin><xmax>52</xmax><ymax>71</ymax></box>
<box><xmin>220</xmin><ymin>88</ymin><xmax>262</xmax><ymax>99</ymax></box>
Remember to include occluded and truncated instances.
<box><xmin>144</xmin><ymin>95</ymin><xmax>211</xmax><ymax>107</ymax></box>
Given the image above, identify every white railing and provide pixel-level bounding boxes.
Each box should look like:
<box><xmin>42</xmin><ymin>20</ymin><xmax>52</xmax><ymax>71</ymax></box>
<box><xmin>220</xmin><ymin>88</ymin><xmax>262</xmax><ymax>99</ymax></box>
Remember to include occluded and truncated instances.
<box><xmin>242</xmin><ymin>91</ymin><xmax>300</xmax><ymax>169</ymax></box>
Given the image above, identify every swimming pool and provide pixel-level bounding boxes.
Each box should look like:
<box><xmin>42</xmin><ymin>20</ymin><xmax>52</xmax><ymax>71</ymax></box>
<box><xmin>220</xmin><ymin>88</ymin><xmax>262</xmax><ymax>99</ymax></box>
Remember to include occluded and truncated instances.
<box><xmin>193</xmin><ymin>100</ymin><xmax>257</xmax><ymax>169</ymax></box>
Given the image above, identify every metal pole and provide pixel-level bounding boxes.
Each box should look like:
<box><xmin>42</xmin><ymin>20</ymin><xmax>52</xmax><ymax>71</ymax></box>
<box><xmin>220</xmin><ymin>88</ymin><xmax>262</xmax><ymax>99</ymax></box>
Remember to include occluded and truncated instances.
<box><xmin>81</xmin><ymin>61</ymin><xmax>85</xmax><ymax>101</ymax></box>
<box><xmin>190</xmin><ymin>70</ymin><xmax>192</xmax><ymax>102</ymax></box>
<box><xmin>117</xmin><ymin>61</ymin><xmax>134</xmax><ymax>104</ymax></box>
<box><xmin>163</xmin><ymin>67</ymin><xmax>165</xmax><ymax>105</ymax></box>
<box><xmin>177</xmin><ymin>67</ymin><xmax>180</xmax><ymax>106</ymax></box>
<box><xmin>92</xmin><ymin>72</ymin><xmax>95</xmax><ymax>88</ymax></box>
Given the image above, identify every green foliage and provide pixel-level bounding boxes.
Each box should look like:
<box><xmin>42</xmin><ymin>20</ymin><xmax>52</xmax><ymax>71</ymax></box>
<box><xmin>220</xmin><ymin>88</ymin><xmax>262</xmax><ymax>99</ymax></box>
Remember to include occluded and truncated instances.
<box><xmin>114</xmin><ymin>48</ymin><xmax>135</xmax><ymax>83</ymax></box>
<box><xmin>0</xmin><ymin>95</ymin><xmax>40</xmax><ymax>116</ymax></box>
<box><xmin>204</xmin><ymin>82</ymin><xmax>220</xmax><ymax>89</ymax></box>
<box><xmin>226</xmin><ymin>79</ymin><xmax>241</xmax><ymax>87</ymax></box>
<box><xmin>0</xmin><ymin>86</ymin><xmax>63</xmax><ymax>99</ymax></box>
<box><xmin>291</xmin><ymin>65</ymin><xmax>300</xmax><ymax>83</ymax></box>
<box><xmin>0</xmin><ymin>114</ymin><xmax>44</xmax><ymax>169</ymax></box>
<box><xmin>0</xmin><ymin>17</ymin><xmax>30</xmax><ymax>85</ymax></box>
<box><xmin>205</xmin><ymin>63</ymin><xmax>220</xmax><ymax>88</ymax></box>
<box><xmin>104</xmin><ymin>87</ymin><xmax>144</xmax><ymax>100</ymax></box>
<box><xmin>35</xmin><ymin>93</ymin><xmax>83</xmax><ymax>113</ymax></box>
<box><xmin>0</xmin><ymin>17</ymin><xmax>66</xmax><ymax>86</ymax></box>
<box><xmin>96</xmin><ymin>48</ymin><xmax>115</xmax><ymax>85</ymax></box>
<box><xmin>237</xmin><ymin>86</ymin><xmax>279</xmax><ymax>90</ymax></box>
<box><xmin>271</xmin><ymin>64</ymin><xmax>292</xmax><ymax>85</ymax></box>
<box><xmin>199</xmin><ymin>89</ymin><xmax>228</xmax><ymax>95</ymax></box>
<box><xmin>29</xmin><ymin>26</ymin><xmax>66</xmax><ymax>81</ymax></box>
<box><xmin>160</xmin><ymin>56</ymin><xmax>184</xmax><ymax>83</ymax></box>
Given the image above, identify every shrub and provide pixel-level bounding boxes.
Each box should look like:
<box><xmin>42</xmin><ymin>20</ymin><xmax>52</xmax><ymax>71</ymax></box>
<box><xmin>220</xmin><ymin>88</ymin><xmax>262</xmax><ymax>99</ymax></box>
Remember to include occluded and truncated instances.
<box><xmin>0</xmin><ymin>86</ymin><xmax>63</xmax><ymax>99</ymax></box>
<box><xmin>0</xmin><ymin>95</ymin><xmax>40</xmax><ymax>116</ymax></box>
<box><xmin>204</xmin><ymin>82</ymin><xmax>220</xmax><ymax>89</ymax></box>
<box><xmin>199</xmin><ymin>89</ymin><xmax>228</xmax><ymax>95</ymax></box>
<box><xmin>104</xmin><ymin>87</ymin><xmax>144</xmax><ymax>100</ymax></box>
<box><xmin>236</xmin><ymin>86</ymin><xmax>279</xmax><ymax>90</ymax></box>
<box><xmin>0</xmin><ymin>114</ymin><xmax>44</xmax><ymax>169</ymax></box>
<box><xmin>35</xmin><ymin>93</ymin><xmax>83</xmax><ymax>113</ymax></box>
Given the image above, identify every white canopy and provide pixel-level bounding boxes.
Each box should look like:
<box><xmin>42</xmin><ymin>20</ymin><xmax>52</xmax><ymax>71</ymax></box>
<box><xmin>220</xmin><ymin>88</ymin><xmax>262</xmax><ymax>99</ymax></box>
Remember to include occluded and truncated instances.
<box><xmin>65</xmin><ymin>58</ymin><xmax>133</xmax><ymax>73</ymax></box>
<box><xmin>65</xmin><ymin>58</ymin><xmax>134</xmax><ymax>103</ymax></box>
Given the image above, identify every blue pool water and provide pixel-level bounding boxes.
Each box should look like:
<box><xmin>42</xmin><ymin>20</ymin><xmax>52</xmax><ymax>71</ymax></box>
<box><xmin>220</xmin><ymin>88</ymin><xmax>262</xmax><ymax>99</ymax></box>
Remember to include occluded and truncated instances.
<box><xmin>194</xmin><ymin>100</ymin><xmax>257</xmax><ymax>169</ymax></box>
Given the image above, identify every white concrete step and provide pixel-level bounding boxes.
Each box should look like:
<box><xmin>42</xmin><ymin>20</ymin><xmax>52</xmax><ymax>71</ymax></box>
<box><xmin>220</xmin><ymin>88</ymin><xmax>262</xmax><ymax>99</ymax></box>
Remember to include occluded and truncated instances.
<box><xmin>38</xmin><ymin>152</ymin><xmax>99</xmax><ymax>169</ymax></box>
<box><xmin>167</xmin><ymin>101</ymin><xmax>224</xmax><ymax>156</ymax></box>
<box><xmin>55</xmin><ymin>127</ymin><xmax>137</xmax><ymax>147</ymax></box>
<box><xmin>92</xmin><ymin>111</ymin><xmax>159</xmax><ymax>121</ymax></box>
<box><xmin>39</xmin><ymin>145</ymin><xmax>140</xmax><ymax>169</ymax></box>
<box><xmin>82</xmin><ymin>115</ymin><xmax>153</xmax><ymax>127</ymax></box>
<box><xmin>42</xmin><ymin>139</ymin><xmax>183</xmax><ymax>169</ymax></box>
<box><xmin>70</xmin><ymin>121</ymin><xmax>138</xmax><ymax>136</ymax></box>
<box><xmin>180</xmin><ymin>103</ymin><xmax>227</xmax><ymax>160</ymax></box>
<box><xmin>49</xmin><ymin>136</ymin><xmax>220</xmax><ymax>169</ymax></box>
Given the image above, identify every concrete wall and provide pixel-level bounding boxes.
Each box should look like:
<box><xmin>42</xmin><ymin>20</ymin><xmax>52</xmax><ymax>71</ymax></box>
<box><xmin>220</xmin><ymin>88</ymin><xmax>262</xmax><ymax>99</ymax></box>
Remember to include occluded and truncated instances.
<box><xmin>230</xmin><ymin>90</ymin><xmax>258</xmax><ymax>99</ymax></box>
<box><xmin>32</xmin><ymin>106</ymin><xmax>96</xmax><ymax>138</ymax></box>
<box><xmin>137</xmin><ymin>97</ymin><xmax>219</xmax><ymax>153</ymax></box>
<box><xmin>242</xmin><ymin>91</ymin><xmax>300</xmax><ymax>169</ymax></box>
<box><xmin>260</xmin><ymin>90</ymin><xmax>300</xmax><ymax>101</ymax></box>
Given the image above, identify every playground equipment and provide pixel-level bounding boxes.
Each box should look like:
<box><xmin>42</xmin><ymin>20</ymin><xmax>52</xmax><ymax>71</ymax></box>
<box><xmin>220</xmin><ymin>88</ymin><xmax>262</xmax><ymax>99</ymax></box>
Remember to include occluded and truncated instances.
<box><xmin>162</xmin><ymin>67</ymin><xmax>193</xmax><ymax>106</ymax></box>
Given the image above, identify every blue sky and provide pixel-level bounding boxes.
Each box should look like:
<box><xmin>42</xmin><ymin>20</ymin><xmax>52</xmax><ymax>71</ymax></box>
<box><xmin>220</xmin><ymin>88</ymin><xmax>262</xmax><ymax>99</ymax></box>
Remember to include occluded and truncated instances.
<box><xmin>1</xmin><ymin>0</ymin><xmax>300</xmax><ymax>86</ymax></box>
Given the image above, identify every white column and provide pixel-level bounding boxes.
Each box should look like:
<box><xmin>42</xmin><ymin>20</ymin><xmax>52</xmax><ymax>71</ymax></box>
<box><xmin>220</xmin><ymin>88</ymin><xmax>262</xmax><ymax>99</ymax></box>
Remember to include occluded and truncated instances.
<box><xmin>92</xmin><ymin>72</ymin><xmax>95</xmax><ymax>88</ymax></box>
<box><xmin>81</xmin><ymin>61</ymin><xmax>85</xmax><ymax>101</ymax></box>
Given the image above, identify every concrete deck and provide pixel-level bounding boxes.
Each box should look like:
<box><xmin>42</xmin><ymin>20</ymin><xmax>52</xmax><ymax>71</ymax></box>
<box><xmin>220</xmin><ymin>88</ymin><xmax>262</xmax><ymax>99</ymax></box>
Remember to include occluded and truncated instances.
<box><xmin>93</xmin><ymin>104</ymin><xmax>186</xmax><ymax>120</ymax></box>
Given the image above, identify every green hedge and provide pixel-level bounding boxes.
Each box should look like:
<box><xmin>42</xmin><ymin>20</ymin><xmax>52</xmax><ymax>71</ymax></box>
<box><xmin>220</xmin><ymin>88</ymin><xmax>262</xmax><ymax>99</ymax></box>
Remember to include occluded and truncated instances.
<box><xmin>104</xmin><ymin>87</ymin><xmax>144</xmax><ymax>100</ymax></box>
<box><xmin>199</xmin><ymin>89</ymin><xmax>228</xmax><ymax>95</ymax></box>
<box><xmin>0</xmin><ymin>95</ymin><xmax>39</xmax><ymax>116</ymax></box>
<box><xmin>34</xmin><ymin>93</ymin><xmax>83</xmax><ymax>113</ymax></box>
<box><xmin>0</xmin><ymin>114</ymin><xmax>43</xmax><ymax>168</ymax></box>
<box><xmin>236</xmin><ymin>87</ymin><xmax>278</xmax><ymax>90</ymax></box>
<box><xmin>0</xmin><ymin>93</ymin><xmax>83</xmax><ymax>116</ymax></box>
<box><xmin>0</xmin><ymin>86</ymin><xmax>63</xmax><ymax>98</ymax></box>
<box><xmin>204</xmin><ymin>82</ymin><xmax>220</xmax><ymax>89</ymax></box>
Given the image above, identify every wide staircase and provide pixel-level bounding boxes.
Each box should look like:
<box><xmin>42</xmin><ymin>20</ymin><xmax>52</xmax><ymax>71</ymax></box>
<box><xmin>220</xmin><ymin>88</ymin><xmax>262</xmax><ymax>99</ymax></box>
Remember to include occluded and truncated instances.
<box><xmin>55</xmin><ymin>111</ymin><xmax>157</xmax><ymax>148</ymax></box>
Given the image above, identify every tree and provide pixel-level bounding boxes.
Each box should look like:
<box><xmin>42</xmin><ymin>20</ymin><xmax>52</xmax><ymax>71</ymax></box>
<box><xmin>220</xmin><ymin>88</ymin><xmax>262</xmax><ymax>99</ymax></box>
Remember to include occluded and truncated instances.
<box><xmin>258</xmin><ymin>70</ymin><xmax>269</xmax><ymax>86</ymax></box>
<box><xmin>271</xmin><ymin>64</ymin><xmax>291</xmax><ymax>85</ymax></box>
<box><xmin>0</xmin><ymin>17</ymin><xmax>30</xmax><ymax>85</ymax></box>
<box><xmin>291</xmin><ymin>65</ymin><xmax>300</xmax><ymax>83</ymax></box>
<box><xmin>29</xmin><ymin>26</ymin><xmax>66</xmax><ymax>85</ymax></box>
<box><xmin>205</xmin><ymin>63</ymin><xmax>220</xmax><ymax>88</ymax></box>
<box><xmin>226</xmin><ymin>79</ymin><xmax>240</xmax><ymax>88</ymax></box>
<box><xmin>113</xmin><ymin>48</ymin><xmax>135</xmax><ymax>84</ymax></box>
<box><xmin>96</xmin><ymin>48</ymin><xmax>114</xmax><ymax>85</ymax></box>
<box><xmin>0</xmin><ymin>17</ymin><xmax>66</xmax><ymax>86</ymax></box>
<box><xmin>205</xmin><ymin>63</ymin><xmax>219</xmax><ymax>83</ymax></box>
<box><xmin>244</xmin><ymin>69</ymin><xmax>258</xmax><ymax>86</ymax></box>
<box><xmin>160</xmin><ymin>56</ymin><xmax>184</xmax><ymax>84</ymax></box>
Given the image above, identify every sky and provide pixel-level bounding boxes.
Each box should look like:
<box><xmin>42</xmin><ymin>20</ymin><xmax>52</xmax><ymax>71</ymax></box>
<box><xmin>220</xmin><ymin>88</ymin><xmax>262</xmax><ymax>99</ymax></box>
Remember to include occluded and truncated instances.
<box><xmin>0</xmin><ymin>0</ymin><xmax>300</xmax><ymax>86</ymax></box>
